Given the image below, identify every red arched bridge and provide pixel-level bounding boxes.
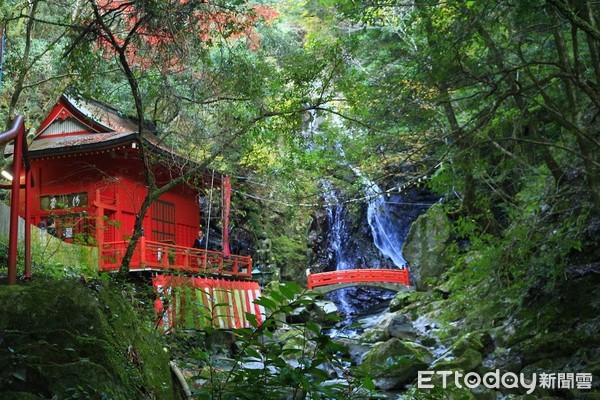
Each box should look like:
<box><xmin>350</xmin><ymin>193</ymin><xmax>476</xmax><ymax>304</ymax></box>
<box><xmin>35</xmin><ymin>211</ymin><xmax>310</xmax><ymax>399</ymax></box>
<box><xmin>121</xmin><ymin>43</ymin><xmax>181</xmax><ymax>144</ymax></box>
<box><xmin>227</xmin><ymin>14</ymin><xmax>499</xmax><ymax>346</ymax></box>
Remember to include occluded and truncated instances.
<box><xmin>307</xmin><ymin>268</ymin><xmax>413</xmax><ymax>294</ymax></box>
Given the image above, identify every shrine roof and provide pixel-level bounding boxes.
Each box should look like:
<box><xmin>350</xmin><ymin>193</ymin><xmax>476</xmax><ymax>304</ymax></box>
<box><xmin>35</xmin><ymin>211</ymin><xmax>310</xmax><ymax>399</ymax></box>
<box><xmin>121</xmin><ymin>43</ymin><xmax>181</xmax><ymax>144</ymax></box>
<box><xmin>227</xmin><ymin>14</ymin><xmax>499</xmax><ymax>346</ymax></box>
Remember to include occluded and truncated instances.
<box><xmin>28</xmin><ymin>132</ymin><xmax>137</xmax><ymax>157</ymax></box>
<box><xmin>5</xmin><ymin>91</ymin><xmax>163</xmax><ymax>157</ymax></box>
<box><xmin>4</xmin><ymin>90</ymin><xmax>223</xmax><ymax>182</ymax></box>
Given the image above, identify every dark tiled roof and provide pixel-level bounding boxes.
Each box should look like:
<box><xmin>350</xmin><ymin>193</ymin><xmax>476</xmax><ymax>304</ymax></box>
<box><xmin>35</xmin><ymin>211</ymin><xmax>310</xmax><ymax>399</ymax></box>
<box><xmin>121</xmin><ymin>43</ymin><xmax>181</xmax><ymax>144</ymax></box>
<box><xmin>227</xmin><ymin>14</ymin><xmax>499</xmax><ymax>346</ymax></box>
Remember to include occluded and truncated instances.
<box><xmin>29</xmin><ymin>131</ymin><xmax>136</xmax><ymax>154</ymax></box>
<box><xmin>60</xmin><ymin>93</ymin><xmax>143</xmax><ymax>134</ymax></box>
<box><xmin>5</xmin><ymin>92</ymin><xmax>220</xmax><ymax>181</ymax></box>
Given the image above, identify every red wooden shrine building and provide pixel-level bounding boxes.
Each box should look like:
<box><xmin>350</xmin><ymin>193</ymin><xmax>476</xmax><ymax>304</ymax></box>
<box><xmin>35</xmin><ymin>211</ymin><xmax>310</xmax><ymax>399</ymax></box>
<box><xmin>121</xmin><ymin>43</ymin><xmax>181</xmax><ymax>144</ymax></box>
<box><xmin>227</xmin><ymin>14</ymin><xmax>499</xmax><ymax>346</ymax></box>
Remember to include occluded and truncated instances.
<box><xmin>6</xmin><ymin>92</ymin><xmax>263</xmax><ymax>330</ymax></box>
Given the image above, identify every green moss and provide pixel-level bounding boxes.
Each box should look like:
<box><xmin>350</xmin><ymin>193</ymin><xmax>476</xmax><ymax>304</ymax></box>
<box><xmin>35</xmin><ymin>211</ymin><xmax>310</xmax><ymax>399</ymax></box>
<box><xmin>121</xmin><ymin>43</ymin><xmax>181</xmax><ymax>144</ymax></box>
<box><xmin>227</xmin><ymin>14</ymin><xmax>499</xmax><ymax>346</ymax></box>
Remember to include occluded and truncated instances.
<box><xmin>389</xmin><ymin>291</ymin><xmax>422</xmax><ymax>312</ymax></box>
<box><xmin>449</xmin><ymin>330</ymin><xmax>491</xmax><ymax>358</ymax></box>
<box><xmin>31</xmin><ymin>233</ymin><xmax>99</xmax><ymax>278</ymax></box>
<box><xmin>0</xmin><ymin>277</ymin><xmax>178</xmax><ymax>399</ymax></box>
<box><xmin>403</xmin><ymin>204</ymin><xmax>453</xmax><ymax>291</ymax></box>
<box><xmin>433</xmin><ymin>348</ymin><xmax>483</xmax><ymax>372</ymax></box>
<box><xmin>361</xmin><ymin>338</ymin><xmax>430</xmax><ymax>390</ymax></box>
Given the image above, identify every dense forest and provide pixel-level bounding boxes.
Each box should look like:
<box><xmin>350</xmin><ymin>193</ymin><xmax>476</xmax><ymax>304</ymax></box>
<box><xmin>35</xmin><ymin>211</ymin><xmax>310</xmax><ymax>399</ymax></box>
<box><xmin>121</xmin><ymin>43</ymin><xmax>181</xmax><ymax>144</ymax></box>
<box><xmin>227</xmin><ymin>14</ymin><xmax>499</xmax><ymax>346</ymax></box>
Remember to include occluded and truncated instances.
<box><xmin>1</xmin><ymin>0</ymin><xmax>600</xmax><ymax>398</ymax></box>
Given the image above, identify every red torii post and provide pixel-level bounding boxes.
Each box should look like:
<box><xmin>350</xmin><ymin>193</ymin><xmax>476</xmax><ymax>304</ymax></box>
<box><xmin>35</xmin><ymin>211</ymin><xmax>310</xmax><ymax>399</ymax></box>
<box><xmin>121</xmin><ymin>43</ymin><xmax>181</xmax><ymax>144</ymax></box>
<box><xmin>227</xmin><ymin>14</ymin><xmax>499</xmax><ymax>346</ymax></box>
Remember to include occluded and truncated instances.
<box><xmin>0</xmin><ymin>115</ymin><xmax>31</xmax><ymax>284</ymax></box>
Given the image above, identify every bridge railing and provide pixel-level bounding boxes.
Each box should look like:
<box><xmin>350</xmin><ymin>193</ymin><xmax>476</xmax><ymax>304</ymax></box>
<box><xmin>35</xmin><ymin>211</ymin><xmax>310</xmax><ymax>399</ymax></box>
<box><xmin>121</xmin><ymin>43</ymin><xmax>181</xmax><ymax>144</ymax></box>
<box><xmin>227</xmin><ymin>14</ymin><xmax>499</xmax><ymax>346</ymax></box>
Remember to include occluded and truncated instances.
<box><xmin>99</xmin><ymin>237</ymin><xmax>252</xmax><ymax>278</ymax></box>
<box><xmin>307</xmin><ymin>268</ymin><xmax>410</xmax><ymax>290</ymax></box>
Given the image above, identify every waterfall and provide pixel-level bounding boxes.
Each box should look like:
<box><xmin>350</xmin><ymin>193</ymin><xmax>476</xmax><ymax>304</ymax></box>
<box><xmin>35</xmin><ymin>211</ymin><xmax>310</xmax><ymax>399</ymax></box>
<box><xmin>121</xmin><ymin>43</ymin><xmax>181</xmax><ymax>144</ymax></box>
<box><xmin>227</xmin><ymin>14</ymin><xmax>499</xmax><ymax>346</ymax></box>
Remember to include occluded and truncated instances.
<box><xmin>322</xmin><ymin>182</ymin><xmax>355</xmax><ymax>316</ymax></box>
<box><xmin>345</xmin><ymin>159</ymin><xmax>407</xmax><ymax>268</ymax></box>
<box><xmin>307</xmin><ymin>108</ymin><xmax>415</xmax><ymax>316</ymax></box>
<box><xmin>320</xmin><ymin>175</ymin><xmax>410</xmax><ymax>316</ymax></box>
<box><xmin>364</xmin><ymin>180</ymin><xmax>407</xmax><ymax>268</ymax></box>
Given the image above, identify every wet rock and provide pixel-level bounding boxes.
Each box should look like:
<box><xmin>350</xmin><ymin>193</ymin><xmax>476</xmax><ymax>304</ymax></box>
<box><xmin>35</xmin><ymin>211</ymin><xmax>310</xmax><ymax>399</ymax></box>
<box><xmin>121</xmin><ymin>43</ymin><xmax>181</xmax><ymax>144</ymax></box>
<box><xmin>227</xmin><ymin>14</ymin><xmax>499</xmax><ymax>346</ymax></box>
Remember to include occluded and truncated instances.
<box><xmin>387</xmin><ymin>313</ymin><xmax>417</xmax><ymax>340</ymax></box>
<box><xmin>333</xmin><ymin>337</ymin><xmax>373</xmax><ymax>364</ymax></box>
<box><xmin>288</xmin><ymin>300</ymin><xmax>339</xmax><ymax>325</ymax></box>
<box><xmin>482</xmin><ymin>347</ymin><xmax>523</xmax><ymax>374</ymax></box>
<box><xmin>361</xmin><ymin>311</ymin><xmax>417</xmax><ymax>344</ymax></box>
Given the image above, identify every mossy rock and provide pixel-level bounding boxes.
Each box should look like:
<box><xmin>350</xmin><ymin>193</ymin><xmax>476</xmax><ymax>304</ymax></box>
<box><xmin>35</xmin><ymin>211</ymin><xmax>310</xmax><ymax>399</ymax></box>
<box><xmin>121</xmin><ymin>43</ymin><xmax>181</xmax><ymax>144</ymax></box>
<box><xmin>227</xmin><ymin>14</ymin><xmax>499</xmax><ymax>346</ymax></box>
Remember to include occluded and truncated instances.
<box><xmin>433</xmin><ymin>348</ymin><xmax>483</xmax><ymax>372</ymax></box>
<box><xmin>519</xmin><ymin>358</ymin><xmax>569</xmax><ymax>378</ymax></box>
<box><xmin>390</xmin><ymin>291</ymin><xmax>422</xmax><ymax>312</ymax></box>
<box><xmin>279</xmin><ymin>328</ymin><xmax>316</xmax><ymax>354</ymax></box>
<box><xmin>361</xmin><ymin>311</ymin><xmax>416</xmax><ymax>344</ymax></box>
<box><xmin>469</xmin><ymin>385</ymin><xmax>501</xmax><ymax>400</ymax></box>
<box><xmin>402</xmin><ymin>204</ymin><xmax>452</xmax><ymax>291</ymax></box>
<box><xmin>519</xmin><ymin>331</ymin><xmax>580</xmax><ymax>365</ymax></box>
<box><xmin>360</xmin><ymin>338</ymin><xmax>430</xmax><ymax>390</ymax></box>
<box><xmin>0</xmin><ymin>277</ymin><xmax>179</xmax><ymax>399</ymax></box>
<box><xmin>449</xmin><ymin>330</ymin><xmax>492</xmax><ymax>358</ymax></box>
<box><xmin>403</xmin><ymin>384</ymin><xmax>477</xmax><ymax>399</ymax></box>
<box><xmin>361</xmin><ymin>325</ymin><xmax>388</xmax><ymax>343</ymax></box>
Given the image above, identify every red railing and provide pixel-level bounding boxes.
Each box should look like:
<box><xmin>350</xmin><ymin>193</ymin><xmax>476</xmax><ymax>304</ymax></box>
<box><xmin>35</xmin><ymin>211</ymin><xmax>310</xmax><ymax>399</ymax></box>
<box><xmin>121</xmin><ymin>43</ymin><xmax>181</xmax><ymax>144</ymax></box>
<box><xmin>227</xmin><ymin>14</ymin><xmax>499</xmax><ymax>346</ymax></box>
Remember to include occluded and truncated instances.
<box><xmin>99</xmin><ymin>237</ymin><xmax>252</xmax><ymax>278</ymax></box>
<box><xmin>307</xmin><ymin>268</ymin><xmax>410</xmax><ymax>290</ymax></box>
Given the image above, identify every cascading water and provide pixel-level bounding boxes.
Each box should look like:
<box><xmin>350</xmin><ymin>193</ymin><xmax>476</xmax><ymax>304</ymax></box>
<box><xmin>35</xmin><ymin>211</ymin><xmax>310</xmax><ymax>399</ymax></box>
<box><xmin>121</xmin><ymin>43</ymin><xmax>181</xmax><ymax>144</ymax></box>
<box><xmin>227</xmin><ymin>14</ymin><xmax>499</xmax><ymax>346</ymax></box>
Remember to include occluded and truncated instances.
<box><xmin>321</xmin><ymin>178</ymin><xmax>411</xmax><ymax>317</ymax></box>
<box><xmin>348</xmin><ymin>165</ymin><xmax>408</xmax><ymax>269</ymax></box>
<box><xmin>322</xmin><ymin>182</ymin><xmax>355</xmax><ymax>316</ymax></box>
<box><xmin>306</xmin><ymin>108</ymin><xmax>424</xmax><ymax>316</ymax></box>
<box><xmin>367</xmin><ymin>187</ymin><xmax>407</xmax><ymax>267</ymax></box>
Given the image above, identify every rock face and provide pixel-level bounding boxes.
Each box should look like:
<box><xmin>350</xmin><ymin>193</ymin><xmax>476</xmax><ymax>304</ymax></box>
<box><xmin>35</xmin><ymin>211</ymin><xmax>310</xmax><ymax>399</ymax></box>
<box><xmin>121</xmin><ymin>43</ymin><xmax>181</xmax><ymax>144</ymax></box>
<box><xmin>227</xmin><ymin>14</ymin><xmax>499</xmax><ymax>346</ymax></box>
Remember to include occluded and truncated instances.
<box><xmin>402</xmin><ymin>204</ymin><xmax>452</xmax><ymax>290</ymax></box>
<box><xmin>346</xmin><ymin>271</ymin><xmax>600</xmax><ymax>398</ymax></box>
<box><xmin>0</xmin><ymin>278</ymin><xmax>179</xmax><ymax>399</ymax></box>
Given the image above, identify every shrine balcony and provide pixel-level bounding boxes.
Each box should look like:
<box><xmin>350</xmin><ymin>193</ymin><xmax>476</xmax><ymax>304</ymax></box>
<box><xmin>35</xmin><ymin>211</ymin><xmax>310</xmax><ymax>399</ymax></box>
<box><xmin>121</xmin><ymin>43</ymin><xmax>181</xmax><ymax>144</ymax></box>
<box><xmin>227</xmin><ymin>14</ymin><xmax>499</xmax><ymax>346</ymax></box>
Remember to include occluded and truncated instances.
<box><xmin>99</xmin><ymin>237</ymin><xmax>252</xmax><ymax>278</ymax></box>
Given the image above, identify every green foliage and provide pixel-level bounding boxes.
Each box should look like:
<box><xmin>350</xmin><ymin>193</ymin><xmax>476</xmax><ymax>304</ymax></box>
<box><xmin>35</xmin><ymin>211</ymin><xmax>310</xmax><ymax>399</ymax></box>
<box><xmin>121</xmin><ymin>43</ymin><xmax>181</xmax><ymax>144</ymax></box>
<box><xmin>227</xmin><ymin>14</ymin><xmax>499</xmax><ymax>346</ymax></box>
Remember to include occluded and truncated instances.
<box><xmin>272</xmin><ymin>234</ymin><xmax>307</xmax><ymax>277</ymax></box>
<box><xmin>304</xmin><ymin>0</ymin><xmax>600</xmax><ymax>334</ymax></box>
<box><xmin>178</xmin><ymin>282</ymin><xmax>376</xmax><ymax>399</ymax></box>
<box><xmin>0</xmin><ymin>277</ymin><xmax>177</xmax><ymax>399</ymax></box>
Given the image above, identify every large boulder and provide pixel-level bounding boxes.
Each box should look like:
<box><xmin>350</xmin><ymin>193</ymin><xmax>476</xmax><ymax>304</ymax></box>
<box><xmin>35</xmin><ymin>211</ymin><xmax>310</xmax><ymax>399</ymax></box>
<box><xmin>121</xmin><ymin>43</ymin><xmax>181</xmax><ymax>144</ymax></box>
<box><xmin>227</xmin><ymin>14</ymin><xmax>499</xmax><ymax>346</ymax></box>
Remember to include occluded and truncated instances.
<box><xmin>402</xmin><ymin>204</ymin><xmax>452</xmax><ymax>291</ymax></box>
<box><xmin>361</xmin><ymin>311</ymin><xmax>417</xmax><ymax>343</ymax></box>
<box><xmin>433</xmin><ymin>348</ymin><xmax>483</xmax><ymax>373</ymax></box>
<box><xmin>360</xmin><ymin>338</ymin><xmax>431</xmax><ymax>390</ymax></box>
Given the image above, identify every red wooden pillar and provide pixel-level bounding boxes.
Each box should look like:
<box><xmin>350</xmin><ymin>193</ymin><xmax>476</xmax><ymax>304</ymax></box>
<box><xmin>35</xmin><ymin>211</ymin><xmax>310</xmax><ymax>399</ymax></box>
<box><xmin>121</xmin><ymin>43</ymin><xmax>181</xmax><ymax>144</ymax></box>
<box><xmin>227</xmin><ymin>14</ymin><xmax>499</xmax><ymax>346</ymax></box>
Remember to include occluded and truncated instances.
<box><xmin>139</xmin><ymin>236</ymin><xmax>146</xmax><ymax>268</ymax></box>
<box><xmin>222</xmin><ymin>176</ymin><xmax>231</xmax><ymax>256</ymax></box>
<box><xmin>95</xmin><ymin>189</ymin><xmax>104</xmax><ymax>245</ymax></box>
<box><xmin>24</xmin><ymin>163</ymin><xmax>32</xmax><ymax>278</ymax></box>
<box><xmin>2</xmin><ymin>116</ymin><xmax>26</xmax><ymax>285</ymax></box>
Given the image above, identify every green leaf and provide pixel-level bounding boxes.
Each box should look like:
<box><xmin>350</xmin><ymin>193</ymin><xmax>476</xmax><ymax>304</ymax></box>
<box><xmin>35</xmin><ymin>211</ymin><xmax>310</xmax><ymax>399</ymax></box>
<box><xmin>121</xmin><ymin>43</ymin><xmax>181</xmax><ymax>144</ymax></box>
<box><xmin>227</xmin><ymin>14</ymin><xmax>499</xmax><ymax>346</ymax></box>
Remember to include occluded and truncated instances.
<box><xmin>269</xmin><ymin>290</ymin><xmax>286</xmax><ymax>304</ymax></box>
<box><xmin>361</xmin><ymin>376</ymin><xmax>376</xmax><ymax>391</ymax></box>
<box><xmin>244</xmin><ymin>347</ymin><xmax>262</xmax><ymax>359</ymax></box>
<box><xmin>254</xmin><ymin>297</ymin><xmax>278</xmax><ymax>310</ymax></box>
<box><xmin>12</xmin><ymin>371</ymin><xmax>26</xmax><ymax>382</ymax></box>
<box><xmin>245</xmin><ymin>312</ymin><xmax>258</xmax><ymax>327</ymax></box>
<box><xmin>305</xmin><ymin>321</ymin><xmax>321</xmax><ymax>334</ymax></box>
<box><xmin>280</xmin><ymin>282</ymin><xmax>302</xmax><ymax>299</ymax></box>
